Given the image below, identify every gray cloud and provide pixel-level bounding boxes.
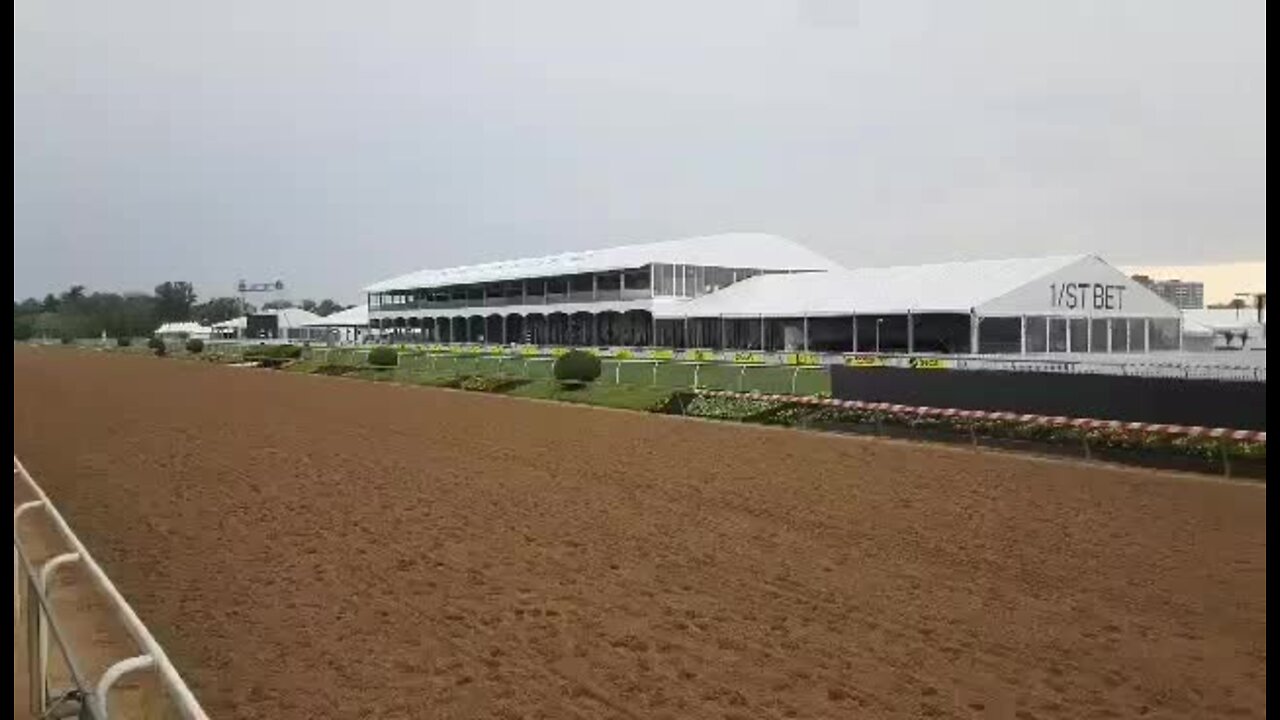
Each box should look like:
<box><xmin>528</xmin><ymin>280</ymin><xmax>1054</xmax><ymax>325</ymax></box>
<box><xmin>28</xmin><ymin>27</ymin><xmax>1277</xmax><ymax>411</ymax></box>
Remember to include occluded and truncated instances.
<box><xmin>14</xmin><ymin>0</ymin><xmax>1266</xmax><ymax>302</ymax></box>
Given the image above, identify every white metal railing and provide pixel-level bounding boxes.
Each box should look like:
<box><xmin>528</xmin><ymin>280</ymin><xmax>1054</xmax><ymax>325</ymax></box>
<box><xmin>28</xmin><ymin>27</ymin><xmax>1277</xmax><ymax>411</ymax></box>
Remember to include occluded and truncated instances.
<box><xmin>13</xmin><ymin>456</ymin><xmax>208</xmax><ymax>719</ymax></box>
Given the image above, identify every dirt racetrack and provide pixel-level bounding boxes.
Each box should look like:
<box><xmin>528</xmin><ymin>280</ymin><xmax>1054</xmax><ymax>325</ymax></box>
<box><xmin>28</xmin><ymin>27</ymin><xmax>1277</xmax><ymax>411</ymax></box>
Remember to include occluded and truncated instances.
<box><xmin>12</xmin><ymin>347</ymin><xmax>1267</xmax><ymax>719</ymax></box>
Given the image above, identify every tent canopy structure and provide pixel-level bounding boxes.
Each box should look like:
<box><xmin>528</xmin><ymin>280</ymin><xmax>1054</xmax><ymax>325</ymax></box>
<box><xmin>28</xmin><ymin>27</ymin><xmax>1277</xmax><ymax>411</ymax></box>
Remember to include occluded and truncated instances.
<box><xmin>155</xmin><ymin>322</ymin><xmax>211</xmax><ymax>337</ymax></box>
<box><xmin>300</xmin><ymin>304</ymin><xmax>367</xmax><ymax>327</ymax></box>
<box><xmin>363</xmin><ymin>232</ymin><xmax>841</xmax><ymax>293</ymax></box>
<box><xmin>658</xmin><ymin>254</ymin><xmax>1182</xmax><ymax>320</ymax></box>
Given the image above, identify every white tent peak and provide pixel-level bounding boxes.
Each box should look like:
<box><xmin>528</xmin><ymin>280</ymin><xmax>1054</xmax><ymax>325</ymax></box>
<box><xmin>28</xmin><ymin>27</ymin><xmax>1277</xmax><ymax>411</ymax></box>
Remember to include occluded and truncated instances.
<box><xmin>363</xmin><ymin>233</ymin><xmax>841</xmax><ymax>293</ymax></box>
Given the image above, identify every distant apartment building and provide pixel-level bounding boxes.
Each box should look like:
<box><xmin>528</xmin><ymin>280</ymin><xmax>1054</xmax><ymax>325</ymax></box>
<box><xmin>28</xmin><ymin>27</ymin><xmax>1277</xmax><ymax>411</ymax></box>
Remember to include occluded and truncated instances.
<box><xmin>1131</xmin><ymin>275</ymin><xmax>1205</xmax><ymax>310</ymax></box>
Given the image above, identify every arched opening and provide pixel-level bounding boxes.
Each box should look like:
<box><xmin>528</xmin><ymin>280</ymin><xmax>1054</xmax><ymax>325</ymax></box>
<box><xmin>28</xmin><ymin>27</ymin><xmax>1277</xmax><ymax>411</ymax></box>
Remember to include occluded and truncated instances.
<box><xmin>485</xmin><ymin>314</ymin><xmax>504</xmax><ymax>344</ymax></box>
<box><xmin>503</xmin><ymin>314</ymin><xmax>523</xmax><ymax>345</ymax></box>
<box><xmin>547</xmin><ymin>313</ymin><xmax>569</xmax><ymax>345</ymax></box>
<box><xmin>525</xmin><ymin>314</ymin><xmax>547</xmax><ymax>345</ymax></box>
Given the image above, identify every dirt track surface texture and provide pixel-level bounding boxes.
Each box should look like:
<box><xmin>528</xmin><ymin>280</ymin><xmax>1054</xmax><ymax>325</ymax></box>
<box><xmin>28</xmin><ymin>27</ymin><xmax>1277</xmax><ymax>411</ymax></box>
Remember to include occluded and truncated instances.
<box><xmin>12</xmin><ymin>348</ymin><xmax>1267</xmax><ymax>719</ymax></box>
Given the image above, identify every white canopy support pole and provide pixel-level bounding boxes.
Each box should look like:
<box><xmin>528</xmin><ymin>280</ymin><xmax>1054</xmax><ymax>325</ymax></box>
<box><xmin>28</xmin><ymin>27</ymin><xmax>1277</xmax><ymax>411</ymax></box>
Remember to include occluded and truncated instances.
<box><xmin>906</xmin><ymin>310</ymin><xmax>914</xmax><ymax>354</ymax></box>
<box><xmin>1019</xmin><ymin>315</ymin><xmax>1027</xmax><ymax>354</ymax></box>
<box><xmin>851</xmin><ymin>312</ymin><xmax>858</xmax><ymax>353</ymax></box>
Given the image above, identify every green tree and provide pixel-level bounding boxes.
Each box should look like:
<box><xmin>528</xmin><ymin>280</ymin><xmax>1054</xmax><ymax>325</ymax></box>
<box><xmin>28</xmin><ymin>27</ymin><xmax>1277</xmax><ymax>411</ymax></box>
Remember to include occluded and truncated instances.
<box><xmin>154</xmin><ymin>281</ymin><xmax>197</xmax><ymax>322</ymax></box>
<box><xmin>314</xmin><ymin>299</ymin><xmax>347</xmax><ymax>317</ymax></box>
<box><xmin>262</xmin><ymin>299</ymin><xmax>294</xmax><ymax>310</ymax></box>
<box><xmin>193</xmin><ymin>297</ymin><xmax>245</xmax><ymax>324</ymax></box>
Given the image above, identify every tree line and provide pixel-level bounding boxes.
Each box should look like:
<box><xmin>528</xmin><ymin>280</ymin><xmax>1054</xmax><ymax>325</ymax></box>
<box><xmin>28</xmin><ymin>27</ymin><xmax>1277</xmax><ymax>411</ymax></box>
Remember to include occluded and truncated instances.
<box><xmin>13</xmin><ymin>281</ymin><xmax>352</xmax><ymax>340</ymax></box>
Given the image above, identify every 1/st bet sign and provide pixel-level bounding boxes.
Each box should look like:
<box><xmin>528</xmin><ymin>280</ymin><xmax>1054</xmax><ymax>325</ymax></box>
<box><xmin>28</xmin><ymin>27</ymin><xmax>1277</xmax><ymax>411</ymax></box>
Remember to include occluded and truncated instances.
<box><xmin>1050</xmin><ymin>282</ymin><xmax>1126</xmax><ymax>311</ymax></box>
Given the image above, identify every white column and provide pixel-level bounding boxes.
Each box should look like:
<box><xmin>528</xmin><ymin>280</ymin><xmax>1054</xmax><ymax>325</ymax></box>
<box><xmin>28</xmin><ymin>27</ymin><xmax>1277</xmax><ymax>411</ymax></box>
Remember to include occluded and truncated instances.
<box><xmin>1144</xmin><ymin>318</ymin><xmax>1151</xmax><ymax>353</ymax></box>
<box><xmin>1086</xmin><ymin>317</ymin><xmax>1093</xmax><ymax>352</ymax></box>
<box><xmin>1064</xmin><ymin>317</ymin><xmax>1071</xmax><ymax>353</ymax></box>
<box><xmin>802</xmin><ymin>314</ymin><xmax>810</xmax><ymax>352</ymax></box>
<box><xmin>906</xmin><ymin>311</ymin><xmax>914</xmax><ymax>354</ymax></box>
<box><xmin>1177</xmin><ymin>317</ymin><xmax>1184</xmax><ymax>351</ymax></box>
<box><xmin>1019</xmin><ymin>315</ymin><xmax>1027</xmax><ymax>354</ymax></box>
<box><xmin>592</xmin><ymin>274</ymin><xmax>598</xmax><ymax>300</ymax></box>
<box><xmin>851</xmin><ymin>313</ymin><xmax>858</xmax><ymax>352</ymax></box>
<box><xmin>969</xmin><ymin>311</ymin><xmax>979</xmax><ymax>354</ymax></box>
<box><xmin>1106</xmin><ymin>318</ymin><xmax>1113</xmax><ymax>352</ymax></box>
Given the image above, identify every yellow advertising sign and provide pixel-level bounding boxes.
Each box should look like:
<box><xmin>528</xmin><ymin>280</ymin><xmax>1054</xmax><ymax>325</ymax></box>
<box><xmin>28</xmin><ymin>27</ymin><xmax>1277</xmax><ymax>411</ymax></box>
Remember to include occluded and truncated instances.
<box><xmin>846</xmin><ymin>356</ymin><xmax>885</xmax><ymax>368</ymax></box>
<box><xmin>787</xmin><ymin>352</ymin><xmax>822</xmax><ymax>366</ymax></box>
<box><xmin>733</xmin><ymin>352</ymin><xmax>764</xmax><ymax>365</ymax></box>
<box><xmin>909</xmin><ymin>357</ymin><xmax>947</xmax><ymax>370</ymax></box>
<box><xmin>688</xmin><ymin>349</ymin><xmax>716</xmax><ymax>362</ymax></box>
<box><xmin>651</xmin><ymin>349</ymin><xmax>675</xmax><ymax>361</ymax></box>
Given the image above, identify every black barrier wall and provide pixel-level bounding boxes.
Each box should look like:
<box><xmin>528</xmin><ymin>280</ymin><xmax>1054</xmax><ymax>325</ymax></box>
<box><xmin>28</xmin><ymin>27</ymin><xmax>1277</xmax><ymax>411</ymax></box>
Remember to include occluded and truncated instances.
<box><xmin>830</xmin><ymin>367</ymin><xmax>1267</xmax><ymax>431</ymax></box>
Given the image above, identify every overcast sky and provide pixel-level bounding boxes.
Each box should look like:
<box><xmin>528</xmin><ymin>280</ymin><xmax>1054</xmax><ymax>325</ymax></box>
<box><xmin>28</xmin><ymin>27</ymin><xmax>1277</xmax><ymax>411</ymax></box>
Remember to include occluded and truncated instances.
<box><xmin>13</xmin><ymin>1</ymin><xmax>1267</xmax><ymax>302</ymax></box>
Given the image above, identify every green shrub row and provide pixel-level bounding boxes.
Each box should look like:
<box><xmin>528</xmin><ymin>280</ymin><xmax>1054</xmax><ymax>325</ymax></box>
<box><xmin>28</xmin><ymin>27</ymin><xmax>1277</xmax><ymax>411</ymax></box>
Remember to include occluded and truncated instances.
<box><xmin>245</xmin><ymin>344</ymin><xmax>302</xmax><ymax>360</ymax></box>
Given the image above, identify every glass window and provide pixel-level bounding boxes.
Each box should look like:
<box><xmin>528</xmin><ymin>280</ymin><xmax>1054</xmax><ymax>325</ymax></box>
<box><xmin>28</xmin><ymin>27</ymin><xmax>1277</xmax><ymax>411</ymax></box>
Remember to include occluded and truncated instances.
<box><xmin>623</xmin><ymin>267</ymin><xmax>650</xmax><ymax>291</ymax></box>
<box><xmin>1069</xmin><ymin>318</ymin><xmax>1088</xmax><ymax>352</ymax></box>
<box><xmin>1048</xmin><ymin>317</ymin><xmax>1068</xmax><ymax>352</ymax></box>
<box><xmin>1110</xmin><ymin>319</ymin><xmax>1129</xmax><ymax>352</ymax></box>
<box><xmin>1089</xmin><ymin>318</ymin><xmax>1108</xmax><ymax>352</ymax></box>
<box><xmin>1150</xmin><ymin>318</ymin><xmax>1180</xmax><ymax>350</ymax></box>
<box><xmin>1129</xmin><ymin>318</ymin><xmax>1147</xmax><ymax>352</ymax></box>
<box><xmin>1026</xmin><ymin>316</ymin><xmax>1047</xmax><ymax>352</ymax></box>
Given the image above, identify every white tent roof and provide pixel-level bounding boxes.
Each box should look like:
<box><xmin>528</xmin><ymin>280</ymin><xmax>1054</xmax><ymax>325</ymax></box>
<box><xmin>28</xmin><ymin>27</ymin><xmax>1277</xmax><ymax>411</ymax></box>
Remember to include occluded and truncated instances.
<box><xmin>301</xmin><ymin>304</ymin><xmax>368</xmax><ymax>327</ymax></box>
<box><xmin>1182</xmin><ymin>307</ymin><xmax>1267</xmax><ymax>331</ymax></box>
<box><xmin>658</xmin><ymin>254</ymin><xmax>1182</xmax><ymax>319</ymax></box>
<box><xmin>659</xmin><ymin>255</ymin><xmax>1087</xmax><ymax>317</ymax></box>
<box><xmin>270</xmin><ymin>307</ymin><xmax>324</xmax><ymax>328</ymax></box>
<box><xmin>363</xmin><ymin>233</ymin><xmax>841</xmax><ymax>292</ymax></box>
<box><xmin>156</xmin><ymin>321</ymin><xmax>211</xmax><ymax>335</ymax></box>
<box><xmin>211</xmin><ymin>308</ymin><xmax>325</xmax><ymax>329</ymax></box>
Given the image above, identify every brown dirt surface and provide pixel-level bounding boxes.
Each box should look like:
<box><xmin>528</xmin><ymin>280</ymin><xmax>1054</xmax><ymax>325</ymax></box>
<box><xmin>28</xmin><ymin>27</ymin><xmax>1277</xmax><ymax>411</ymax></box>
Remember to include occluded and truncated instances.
<box><xmin>12</xmin><ymin>347</ymin><xmax>1267</xmax><ymax>719</ymax></box>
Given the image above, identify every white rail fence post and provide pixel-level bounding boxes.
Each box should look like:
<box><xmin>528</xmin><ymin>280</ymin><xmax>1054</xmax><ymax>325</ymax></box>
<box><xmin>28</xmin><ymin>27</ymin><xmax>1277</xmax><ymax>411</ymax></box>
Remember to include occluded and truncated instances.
<box><xmin>13</xmin><ymin>456</ymin><xmax>210</xmax><ymax>719</ymax></box>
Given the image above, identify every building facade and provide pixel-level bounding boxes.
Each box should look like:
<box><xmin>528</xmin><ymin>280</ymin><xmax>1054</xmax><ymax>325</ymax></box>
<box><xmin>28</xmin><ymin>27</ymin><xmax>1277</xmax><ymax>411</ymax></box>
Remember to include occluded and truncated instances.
<box><xmin>1132</xmin><ymin>275</ymin><xmax>1205</xmax><ymax>309</ymax></box>
<box><xmin>365</xmin><ymin>234</ymin><xmax>1184</xmax><ymax>354</ymax></box>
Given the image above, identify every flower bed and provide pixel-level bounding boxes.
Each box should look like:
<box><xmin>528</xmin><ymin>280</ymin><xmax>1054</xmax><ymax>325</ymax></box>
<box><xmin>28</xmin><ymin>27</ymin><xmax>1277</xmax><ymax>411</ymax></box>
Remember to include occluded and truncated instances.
<box><xmin>674</xmin><ymin>390</ymin><xmax>1265</xmax><ymax>475</ymax></box>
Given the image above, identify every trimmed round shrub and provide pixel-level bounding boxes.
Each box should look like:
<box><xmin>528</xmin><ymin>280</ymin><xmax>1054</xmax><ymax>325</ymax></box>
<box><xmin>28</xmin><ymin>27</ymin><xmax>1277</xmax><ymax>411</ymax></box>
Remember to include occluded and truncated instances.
<box><xmin>553</xmin><ymin>349</ymin><xmax>601</xmax><ymax>385</ymax></box>
<box><xmin>116</xmin><ymin>336</ymin><xmax>132</xmax><ymax>347</ymax></box>
<box><xmin>148</xmin><ymin>337</ymin><xmax>167</xmax><ymax>356</ymax></box>
<box><xmin>185</xmin><ymin>338</ymin><xmax>205</xmax><ymax>354</ymax></box>
<box><xmin>367</xmin><ymin>346</ymin><xmax>399</xmax><ymax>367</ymax></box>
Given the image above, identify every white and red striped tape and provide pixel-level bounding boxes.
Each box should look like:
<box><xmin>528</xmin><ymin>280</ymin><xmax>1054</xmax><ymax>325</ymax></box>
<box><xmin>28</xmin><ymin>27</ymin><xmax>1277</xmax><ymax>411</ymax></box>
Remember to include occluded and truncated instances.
<box><xmin>694</xmin><ymin>389</ymin><xmax>1267</xmax><ymax>444</ymax></box>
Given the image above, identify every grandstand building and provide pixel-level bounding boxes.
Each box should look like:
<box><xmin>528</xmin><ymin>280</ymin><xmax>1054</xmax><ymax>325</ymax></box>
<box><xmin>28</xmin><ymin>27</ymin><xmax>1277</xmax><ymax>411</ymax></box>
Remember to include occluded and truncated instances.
<box><xmin>364</xmin><ymin>233</ymin><xmax>1183</xmax><ymax>354</ymax></box>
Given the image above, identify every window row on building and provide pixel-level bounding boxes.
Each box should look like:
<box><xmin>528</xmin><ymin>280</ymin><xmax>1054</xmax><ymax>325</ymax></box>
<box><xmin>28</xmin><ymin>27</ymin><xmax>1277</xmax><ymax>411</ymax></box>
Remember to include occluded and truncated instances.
<box><xmin>367</xmin><ymin>264</ymin><xmax>785</xmax><ymax>311</ymax></box>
